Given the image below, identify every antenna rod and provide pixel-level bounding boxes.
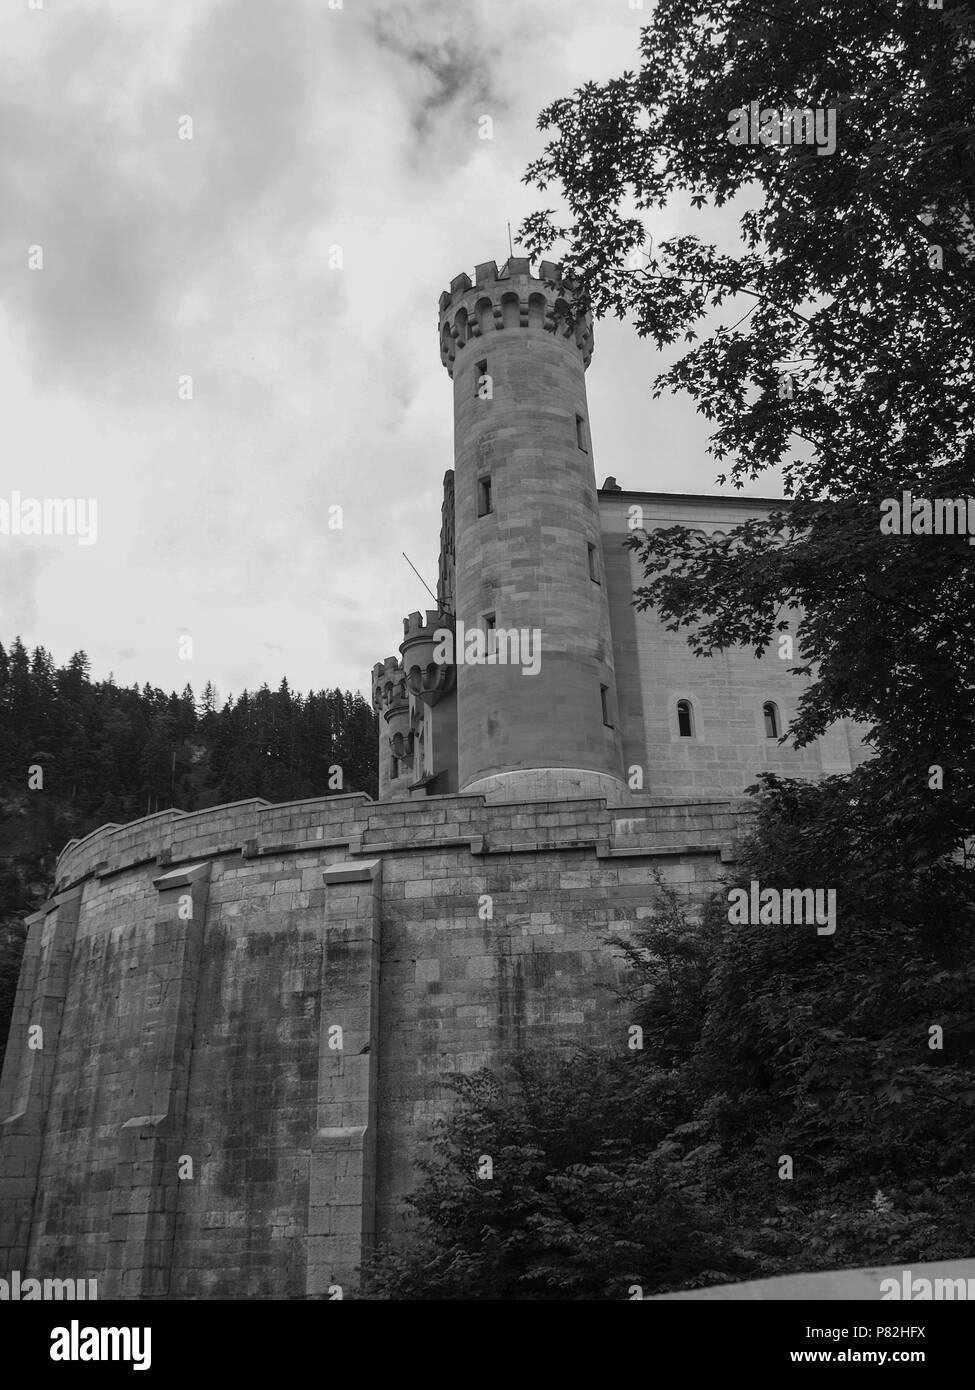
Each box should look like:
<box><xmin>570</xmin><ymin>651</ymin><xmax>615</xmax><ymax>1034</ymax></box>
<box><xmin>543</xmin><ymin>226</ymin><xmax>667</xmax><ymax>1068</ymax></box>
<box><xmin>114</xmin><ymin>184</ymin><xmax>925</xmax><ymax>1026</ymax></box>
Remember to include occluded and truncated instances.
<box><xmin>402</xmin><ymin>552</ymin><xmax>438</xmax><ymax>606</ymax></box>
<box><xmin>507</xmin><ymin>221</ymin><xmax>513</xmax><ymax>258</ymax></box>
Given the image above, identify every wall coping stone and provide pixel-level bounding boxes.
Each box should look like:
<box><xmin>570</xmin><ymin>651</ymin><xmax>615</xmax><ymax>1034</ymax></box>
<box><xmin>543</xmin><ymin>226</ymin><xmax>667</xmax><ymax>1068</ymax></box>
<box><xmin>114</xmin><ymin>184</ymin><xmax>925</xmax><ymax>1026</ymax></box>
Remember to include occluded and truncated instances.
<box><xmin>49</xmin><ymin>793</ymin><xmax>754</xmax><ymax>899</ymax></box>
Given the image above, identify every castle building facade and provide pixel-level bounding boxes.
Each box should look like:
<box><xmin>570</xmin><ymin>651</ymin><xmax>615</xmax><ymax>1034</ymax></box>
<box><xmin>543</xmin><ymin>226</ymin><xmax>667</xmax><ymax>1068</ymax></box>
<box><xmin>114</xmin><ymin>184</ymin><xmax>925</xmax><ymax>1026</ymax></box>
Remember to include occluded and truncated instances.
<box><xmin>0</xmin><ymin>258</ymin><xmax>866</xmax><ymax>1300</ymax></box>
<box><xmin>375</xmin><ymin>256</ymin><xmax>867</xmax><ymax>804</ymax></box>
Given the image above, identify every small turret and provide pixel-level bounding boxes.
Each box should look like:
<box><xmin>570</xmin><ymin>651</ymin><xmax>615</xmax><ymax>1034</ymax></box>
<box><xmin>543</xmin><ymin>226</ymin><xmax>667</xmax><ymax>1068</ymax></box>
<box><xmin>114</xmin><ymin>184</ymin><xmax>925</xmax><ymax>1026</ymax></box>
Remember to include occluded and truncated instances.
<box><xmin>401</xmin><ymin>610</ymin><xmax>455</xmax><ymax>706</ymax></box>
<box><xmin>371</xmin><ymin>657</ymin><xmax>410</xmax><ymax>799</ymax></box>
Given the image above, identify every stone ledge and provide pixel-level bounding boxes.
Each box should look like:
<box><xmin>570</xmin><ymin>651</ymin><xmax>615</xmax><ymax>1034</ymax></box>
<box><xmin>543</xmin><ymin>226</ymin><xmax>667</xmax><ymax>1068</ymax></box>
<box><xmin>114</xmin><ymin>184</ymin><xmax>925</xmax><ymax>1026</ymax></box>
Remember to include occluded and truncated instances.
<box><xmin>323</xmin><ymin>860</ymin><xmax>382</xmax><ymax>885</ymax></box>
<box><xmin>152</xmin><ymin>862</ymin><xmax>211</xmax><ymax>891</ymax></box>
<box><xmin>0</xmin><ymin>1110</ymin><xmax>32</xmax><ymax>1133</ymax></box>
<box><xmin>243</xmin><ymin>836</ymin><xmax>353</xmax><ymax>860</ymax></box>
<box><xmin>597</xmin><ymin>843</ymin><xmax>725</xmax><ymax>859</ymax></box>
<box><xmin>356</xmin><ymin>836</ymin><xmax>476</xmax><ymax>855</ymax></box>
<box><xmin>313</xmin><ymin>1127</ymin><xmax>369</xmax><ymax>1147</ymax></box>
<box><xmin>484</xmin><ymin>839</ymin><xmax>600</xmax><ymax>856</ymax></box>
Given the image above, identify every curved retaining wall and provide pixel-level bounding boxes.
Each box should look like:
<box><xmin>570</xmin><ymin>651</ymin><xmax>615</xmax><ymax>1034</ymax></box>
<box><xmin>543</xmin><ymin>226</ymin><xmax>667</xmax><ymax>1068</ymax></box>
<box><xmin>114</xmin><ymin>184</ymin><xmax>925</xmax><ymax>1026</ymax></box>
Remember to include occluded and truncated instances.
<box><xmin>1</xmin><ymin>792</ymin><xmax>747</xmax><ymax>1298</ymax></box>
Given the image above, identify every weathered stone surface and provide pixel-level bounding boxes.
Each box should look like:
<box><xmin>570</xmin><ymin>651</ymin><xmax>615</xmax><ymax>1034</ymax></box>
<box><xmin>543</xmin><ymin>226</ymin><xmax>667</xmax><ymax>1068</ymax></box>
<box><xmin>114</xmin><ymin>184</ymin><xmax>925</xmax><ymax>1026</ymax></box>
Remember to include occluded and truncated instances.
<box><xmin>0</xmin><ymin>792</ymin><xmax>744</xmax><ymax>1298</ymax></box>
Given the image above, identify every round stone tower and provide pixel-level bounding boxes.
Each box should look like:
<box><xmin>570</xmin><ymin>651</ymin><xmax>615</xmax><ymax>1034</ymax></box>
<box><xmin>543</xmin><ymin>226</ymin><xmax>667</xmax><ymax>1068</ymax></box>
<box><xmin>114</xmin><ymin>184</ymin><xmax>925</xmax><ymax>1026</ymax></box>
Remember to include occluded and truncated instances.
<box><xmin>438</xmin><ymin>256</ymin><xmax>626</xmax><ymax>802</ymax></box>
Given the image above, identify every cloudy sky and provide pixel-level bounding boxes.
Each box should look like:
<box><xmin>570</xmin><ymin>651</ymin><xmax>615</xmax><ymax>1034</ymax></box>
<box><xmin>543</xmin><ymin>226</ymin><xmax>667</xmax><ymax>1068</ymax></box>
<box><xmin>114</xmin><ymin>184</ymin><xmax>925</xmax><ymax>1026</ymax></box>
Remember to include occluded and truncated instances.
<box><xmin>1</xmin><ymin>0</ymin><xmax>761</xmax><ymax>705</ymax></box>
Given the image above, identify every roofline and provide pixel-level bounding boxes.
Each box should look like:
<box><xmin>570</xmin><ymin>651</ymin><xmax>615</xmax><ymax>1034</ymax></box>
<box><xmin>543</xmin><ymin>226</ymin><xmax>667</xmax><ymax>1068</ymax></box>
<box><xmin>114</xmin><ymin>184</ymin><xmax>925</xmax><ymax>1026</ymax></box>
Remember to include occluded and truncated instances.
<box><xmin>597</xmin><ymin>488</ymin><xmax>791</xmax><ymax>505</ymax></box>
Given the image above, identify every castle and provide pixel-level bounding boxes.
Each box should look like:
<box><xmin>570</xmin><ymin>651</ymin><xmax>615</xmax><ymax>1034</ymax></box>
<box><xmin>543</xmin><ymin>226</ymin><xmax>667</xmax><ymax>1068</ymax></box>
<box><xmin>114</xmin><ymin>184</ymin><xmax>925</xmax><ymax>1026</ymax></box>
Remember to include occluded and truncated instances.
<box><xmin>0</xmin><ymin>258</ymin><xmax>867</xmax><ymax>1299</ymax></box>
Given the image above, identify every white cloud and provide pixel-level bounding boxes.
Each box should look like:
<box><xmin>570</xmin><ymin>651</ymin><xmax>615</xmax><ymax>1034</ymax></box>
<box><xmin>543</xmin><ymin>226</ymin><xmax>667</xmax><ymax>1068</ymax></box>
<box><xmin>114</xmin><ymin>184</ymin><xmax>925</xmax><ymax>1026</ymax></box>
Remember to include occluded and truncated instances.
<box><xmin>0</xmin><ymin>0</ymin><xmax>761</xmax><ymax>702</ymax></box>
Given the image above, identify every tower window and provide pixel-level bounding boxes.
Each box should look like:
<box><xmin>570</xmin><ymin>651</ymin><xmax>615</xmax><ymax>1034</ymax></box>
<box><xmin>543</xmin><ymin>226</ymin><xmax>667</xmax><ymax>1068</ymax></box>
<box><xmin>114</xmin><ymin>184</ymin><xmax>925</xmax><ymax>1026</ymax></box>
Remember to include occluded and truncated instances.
<box><xmin>677</xmin><ymin>699</ymin><xmax>694</xmax><ymax>738</ymax></box>
<box><xmin>576</xmin><ymin>413</ymin><xmax>588</xmax><ymax>452</ymax></box>
<box><xmin>763</xmin><ymin>701</ymin><xmax>780</xmax><ymax>739</ymax></box>
<box><xmin>475</xmin><ymin>360</ymin><xmax>487</xmax><ymax>398</ymax></box>
<box><xmin>600</xmin><ymin>684</ymin><xmax>613</xmax><ymax>728</ymax></box>
<box><xmin>587</xmin><ymin>542</ymin><xmax>600</xmax><ymax>582</ymax></box>
<box><xmin>477</xmin><ymin>476</ymin><xmax>492</xmax><ymax>517</ymax></box>
<box><xmin>390</xmin><ymin>755</ymin><xmax>399</xmax><ymax>780</ymax></box>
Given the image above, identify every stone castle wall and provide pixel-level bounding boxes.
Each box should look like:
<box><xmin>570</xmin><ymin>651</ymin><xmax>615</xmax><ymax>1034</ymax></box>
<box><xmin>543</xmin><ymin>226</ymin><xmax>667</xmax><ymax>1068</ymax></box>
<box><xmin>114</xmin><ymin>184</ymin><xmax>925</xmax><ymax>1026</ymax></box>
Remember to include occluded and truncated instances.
<box><xmin>599</xmin><ymin>489</ymin><xmax>871</xmax><ymax>798</ymax></box>
<box><xmin>0</xmin><ymin>790</ymin><xmax>747</xmax><ymax>1298</ymax></box>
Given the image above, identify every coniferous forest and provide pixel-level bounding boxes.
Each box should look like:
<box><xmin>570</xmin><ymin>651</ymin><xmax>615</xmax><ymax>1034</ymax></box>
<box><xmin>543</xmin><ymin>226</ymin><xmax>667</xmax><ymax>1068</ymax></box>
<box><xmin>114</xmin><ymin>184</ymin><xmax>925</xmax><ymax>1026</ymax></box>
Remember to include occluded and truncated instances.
<box><xmin>0</xmin><ymin>636</ymin><xmax>378</xmax><ymax>1068</ymax></box>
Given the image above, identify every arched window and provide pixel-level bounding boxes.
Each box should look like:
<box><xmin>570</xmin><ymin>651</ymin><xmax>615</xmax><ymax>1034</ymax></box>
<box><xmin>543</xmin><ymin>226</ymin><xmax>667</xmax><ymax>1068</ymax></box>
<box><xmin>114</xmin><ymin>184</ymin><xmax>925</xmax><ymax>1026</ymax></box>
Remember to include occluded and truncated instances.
<box><xmin>677</xmin><ymin>699</ymin><xmax>694</xmax><ymax>738</ymax></box>
<box><xmin>763</xmin><ymin>701</ymin><xmax>780</xmax><ymax>739</ymax></box>
<box><xmin>501</xmin><ymin>292</ymin><xmax>521</xmax><ymax>330</ymax></box>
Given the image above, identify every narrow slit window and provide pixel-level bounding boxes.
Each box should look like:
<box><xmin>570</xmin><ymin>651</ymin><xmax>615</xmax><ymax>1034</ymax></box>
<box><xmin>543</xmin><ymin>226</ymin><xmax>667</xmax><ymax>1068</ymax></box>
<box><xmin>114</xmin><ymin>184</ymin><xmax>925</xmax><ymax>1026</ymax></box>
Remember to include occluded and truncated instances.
<box><xmin>600</xmin><ymin>684</ymin><xmax>613</xmax><ymax>728</ymax></box>
<box><xmin>677</xmin><ymin>699</ymin><xmax>694</xmax><ymax>738</ymax></box>
<box><xmin>475</xmin><ymin>360</ymin><xmax>487</xmax><ymax>399</ymax></box>
<box><xmin>763</xmin><ymin>702</ymin><xmax>780</xmax><ymax>739</ymax></box>
<box><xmin>576</xmin><ymin>413</ymin><xmax>588</xmax><ymax>452</ymax></box>
<box><xmin>477</xmin><ymin>476</ymin><xmax>492</xmax><ymax>517</ymax></box>
<box><xmin>390</xmin><ymin>756</ymin><xmax>399</xmax><ymax>780</ymax></box>
<box><xmin>587</xmin><ymin>542</ymin><xmax>600</xmax><ymax>582</ymax></box>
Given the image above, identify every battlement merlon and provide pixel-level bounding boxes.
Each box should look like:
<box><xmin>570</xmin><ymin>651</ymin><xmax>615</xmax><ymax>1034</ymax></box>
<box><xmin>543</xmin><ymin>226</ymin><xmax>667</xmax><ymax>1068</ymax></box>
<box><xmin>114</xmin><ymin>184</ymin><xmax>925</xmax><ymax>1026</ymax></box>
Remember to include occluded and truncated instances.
<box><xmin>438</xmin><ymin>256</ymin><xmax>594</xmax><ymax>377</ymax></box>
<box><xmin>439</xmin><ymin>257</ymin><xmax>568</xmax><ymax>300</ymax></box>
<box><xmin>372</xmin><ymin>655</ymin><xmax>402</xmax><ymax>679</ymax></box>
<box><xmin>401</xmin><ymin>609</ymin><xmax>451</xmax><ymax>642</ymax></box>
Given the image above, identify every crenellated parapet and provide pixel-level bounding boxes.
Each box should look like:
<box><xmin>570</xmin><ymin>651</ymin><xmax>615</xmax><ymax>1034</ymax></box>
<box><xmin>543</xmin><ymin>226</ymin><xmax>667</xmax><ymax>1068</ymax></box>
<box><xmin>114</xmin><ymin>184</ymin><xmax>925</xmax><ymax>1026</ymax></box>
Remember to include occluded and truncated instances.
<box><xmin>438</xmin><ymin>256</ymin><xmax>594</xmax><ymax>378</ymax></box>
<box><xmin>400</xmin><ymin>610</ymin><xmax>455</xmax><ymax>707</ymax></box>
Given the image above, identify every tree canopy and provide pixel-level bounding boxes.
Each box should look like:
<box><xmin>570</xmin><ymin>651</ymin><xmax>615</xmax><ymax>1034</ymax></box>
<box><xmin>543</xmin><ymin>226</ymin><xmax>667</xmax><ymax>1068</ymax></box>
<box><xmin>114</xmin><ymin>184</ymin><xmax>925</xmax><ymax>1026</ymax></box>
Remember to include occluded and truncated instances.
<box><xmin>361</xmin><ymin>804</ymin><xmax>975</xmax><ymax>1300</ymax></box>
<box><xmin>521</xmin><ymin>0</ymin><xmax>975</xmax><ymax>864</ymax></box>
